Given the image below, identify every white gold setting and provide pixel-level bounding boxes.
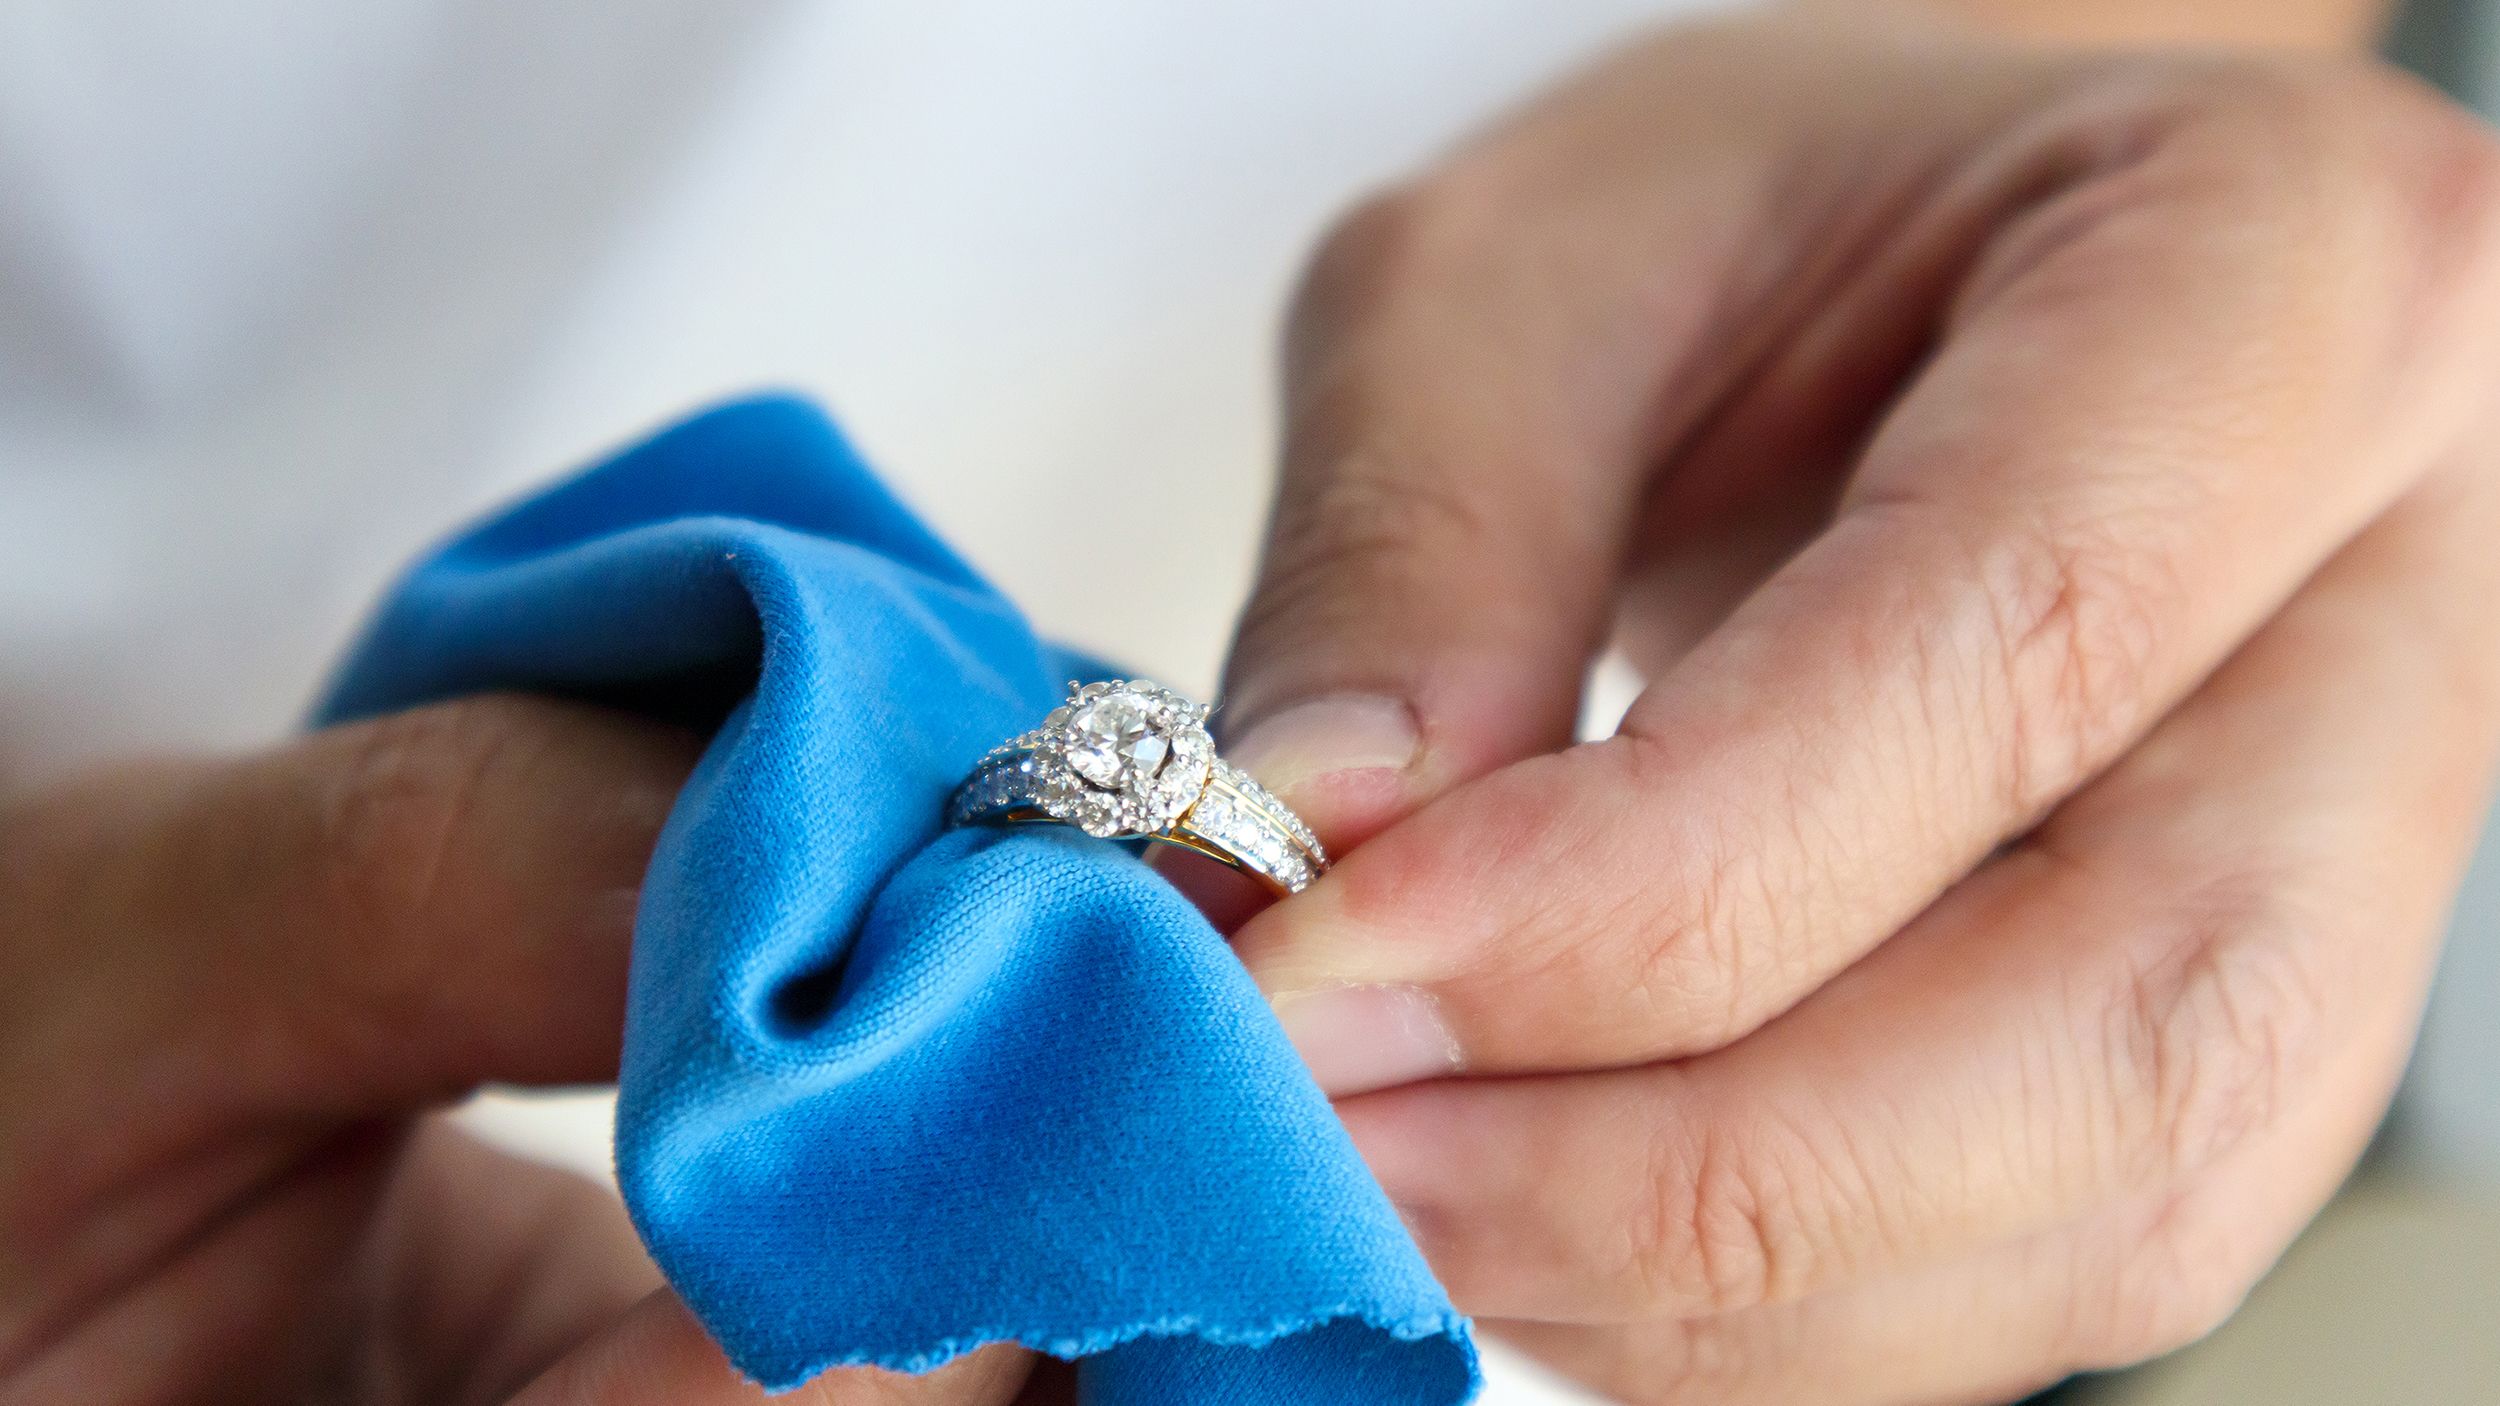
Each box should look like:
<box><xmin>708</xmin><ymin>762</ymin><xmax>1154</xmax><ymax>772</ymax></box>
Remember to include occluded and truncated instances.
<box><xmin>949</xmin><ymin>679</ymin><xmax>1328</xmax><ymax>894</ymax></box>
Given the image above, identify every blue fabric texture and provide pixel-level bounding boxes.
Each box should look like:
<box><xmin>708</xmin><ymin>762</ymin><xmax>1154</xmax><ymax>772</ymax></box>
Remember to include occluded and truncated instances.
<box><xmin>318</xmin><ymin>395</ymin><xmax>1480</xmax><ymax>1404</ymax></box>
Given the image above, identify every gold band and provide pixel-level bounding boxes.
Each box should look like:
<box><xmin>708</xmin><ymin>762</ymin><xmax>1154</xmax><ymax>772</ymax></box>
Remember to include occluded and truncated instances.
<box><xmin>951</xmin><ymin>750</ymin><xmax>1324</xmax><ymax>895</ymax></box>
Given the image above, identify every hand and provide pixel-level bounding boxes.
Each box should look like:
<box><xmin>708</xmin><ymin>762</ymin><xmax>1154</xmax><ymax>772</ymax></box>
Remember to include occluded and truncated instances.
<box><xmin>1217</xmin><ymin>8</ymin><xmax>2500</xmax><ymax>1402</ymax></box>
<box><xmin>0</xmin><ymin>697</ymin><xmax>1043</xmax><ymax>1405</ymax></box>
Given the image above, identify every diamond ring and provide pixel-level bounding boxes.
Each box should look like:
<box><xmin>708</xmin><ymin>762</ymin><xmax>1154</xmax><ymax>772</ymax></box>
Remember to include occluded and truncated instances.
<box><xmin>947</xmin><ymin>679</ymin><xmax>1328</xmax><ymax>894</ymax></box>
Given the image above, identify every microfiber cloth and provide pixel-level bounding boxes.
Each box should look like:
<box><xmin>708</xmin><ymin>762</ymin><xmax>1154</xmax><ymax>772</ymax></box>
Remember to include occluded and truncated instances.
<box><xmin>317</xmin><ymin>395</ymin><xmax>1480</xmax><ymax>1404</ymax></box>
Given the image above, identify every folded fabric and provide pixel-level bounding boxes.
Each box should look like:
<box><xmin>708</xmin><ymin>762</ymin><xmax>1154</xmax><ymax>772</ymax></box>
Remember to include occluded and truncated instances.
<box><xmin>317</xmin><ymin>396</ymin><xmax>1480</xmax><ymax>1404</ymax></box>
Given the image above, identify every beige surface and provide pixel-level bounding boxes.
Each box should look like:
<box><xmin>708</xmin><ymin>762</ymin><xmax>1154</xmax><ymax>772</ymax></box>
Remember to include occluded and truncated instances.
<box><xmin>2075</xmin><ymin>1171</ymin><xmax>2500</xmax><ymax>1406</ymax></box>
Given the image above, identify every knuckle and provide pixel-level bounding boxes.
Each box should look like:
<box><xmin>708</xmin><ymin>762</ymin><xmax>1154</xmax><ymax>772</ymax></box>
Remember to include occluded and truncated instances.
<box><xmin>1974</xmin><ymin>511</ymin><xmax>2176</xmax><ymax>819</ymax></box>
<box><xmin>2144</xmin><ymin>52</ymin><xmax>2393</xmax><ymax>163</ymax></box>
<box><xmin>2106</xmin><ymin>878</ymin><xmax>2330</xmax><ymax>1185</ymax></box>
<box><xmin>2352</xmin><ymin>74</ymin><xmax>2500</xmax><ymax>308</ymax></box>
<box><xmin>2170</xmin><ymin>51</ymin><xmax>2373</xmax><ymax>132</ymax></box>
<box><xmin>1581</xmin><ymin>734</ymin><xmax>1838</xmax><ymax>1060</ymax></box>
<box><xmin>1631</xmin><ymin>1114</ymin><xmax>1819</xmax><ymax>1315</ymax></box>
<box><xmin>1604</xmin><ymin>756</ymin><xmax>1760</xmax><ymax>1051</ymax></box>
<box><xmin>1618</xmin><ymin>1317</ymin><xmax>1758</xmax><ymax>1406</ymax></box>
<box><xmin>2080</xmin><ymin>1183</ymin><xmax>2269</xmax><ymax>1367</ymax></box>
<box><xmin>2162</xmin><ymin>56</ymin><xmax>2500</xmax><ymax>277</ymax></box>
<box><xmin>1238</xmin><ymin>437</ymin><xmax>1502</xmax><ymax>651</ymax></box>
<box><xmin>1620</xmin><ymin>897</ymin><xmax>1745</xmax><ymax>1056</ymax></box>
<box><xmin>1285</xmin><ymin>440</ymin><xmax>1499</xmax><ymax>568</ymax></box>
<box><xmin>1978</xmin><ymin>56</ymin><xmax>2500</xmax><ymax>319</ymax></box>
<box><xmin>309</xmin><ymin>696</ymin><xmax>545</xmax><ymax>984</ymax></box>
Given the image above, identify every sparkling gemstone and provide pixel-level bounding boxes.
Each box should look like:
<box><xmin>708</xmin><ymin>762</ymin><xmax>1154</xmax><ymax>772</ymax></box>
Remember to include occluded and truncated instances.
<box><xmin>1065</xmin><ymin>693</ymin><xmax>1173</xmax><ymax>791</ymax></box>
<box><xmin>1034</xmin><ymin>680</ymin><xmax>1213</xmax><ymax>837</ymax></box>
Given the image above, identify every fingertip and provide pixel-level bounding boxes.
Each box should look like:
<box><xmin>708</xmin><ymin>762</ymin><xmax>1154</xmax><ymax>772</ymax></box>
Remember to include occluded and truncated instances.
<box><xmin>1227</xmin><ymin>877</ymin><xmax>1365</xmax><ymax>996</ymax></box>
<box><xmin>1270</xmin><ymin>983</ymin><xmax>1462</xmax><ymax>1096</ymax></box>
<box><xmin>1230</xmin><ymin>875</ymin><xmax>1466</xmax><ymax>1096</ymax></box>
<box><xmin>1223</xmin><ymin>692</ymin><xmax>1424</xmax><ymax>846</ymax></box>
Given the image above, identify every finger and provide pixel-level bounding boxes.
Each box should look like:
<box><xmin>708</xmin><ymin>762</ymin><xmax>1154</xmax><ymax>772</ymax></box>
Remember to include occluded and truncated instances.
<box><xmin>1219</xmin><ymin>14</ymin><xmax>2031</xmax><ymax>843</ymax></box>
<box><xmin>1237</xmin><ymin>68</ymin><xmax>2500</xmax><ymax>1084</ymax></box>
<box><xmin>0</xmin><ymin>1116</ymin><xmax>673</xmax><ymax>1403</ymax></box>
<box><xmin>0</xmin><ymin>695</ymin><xmax>698</xmax><ymax>1143</ymax></box>
<box><xmin>1213</xmin><ymin>106</ymin><xmax>1765</xmax><ymax>844</ymax></box>
<box><xmin>372</xmin><ymin>1120</ymin><xmax>665</xmax><ymax>1402</ymax></box>
<box><xmin>501</xmin><ymin>1290</ymin><xmax>1037</xmax><ymax>1406</ymax></box>
<box><xmin>1488</xmin><ymin>998</ymin><xmax>2409</xmax><ymax>1406</ymax></box>
<box><xmin>0</xmin><ymin>1118</ymin><xmax>402</xmax><ymax>1404</ymax></box>
<box><xmin>1335</xmin><ymin>466</ymin><xmax>2500</xmax><ymax>1321</ymax></box>
<box><xmin>1222</xmin><ymin>10</ymin><xmax>2047</xmax><ymax>836</ymax></box>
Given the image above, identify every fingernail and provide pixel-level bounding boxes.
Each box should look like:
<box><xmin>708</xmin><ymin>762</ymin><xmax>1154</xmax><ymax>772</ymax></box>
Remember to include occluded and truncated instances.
<box><xmin>1226</xmin><ymin>694</ymin><xmax>1420</xmax><ymax>802</ymax></box>
<box><xmin>1271</xmin><ymin>984</ymin><xmax>1460</xmax><ymax>1096</ymax></box>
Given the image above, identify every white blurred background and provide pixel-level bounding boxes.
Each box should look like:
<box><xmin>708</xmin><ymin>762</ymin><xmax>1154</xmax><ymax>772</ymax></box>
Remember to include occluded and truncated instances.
<box><xmin>1</xmin><ymin>2</ymin><xmax>2493</xmax><ymax>1401</ymax></box>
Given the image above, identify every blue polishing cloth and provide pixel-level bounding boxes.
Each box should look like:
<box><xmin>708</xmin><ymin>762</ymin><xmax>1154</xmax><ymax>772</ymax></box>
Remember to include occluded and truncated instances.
<box><xmin>317</xmin><ymin>396</ymin><xmax>1480</xmax><ymax>1404</ymax></box>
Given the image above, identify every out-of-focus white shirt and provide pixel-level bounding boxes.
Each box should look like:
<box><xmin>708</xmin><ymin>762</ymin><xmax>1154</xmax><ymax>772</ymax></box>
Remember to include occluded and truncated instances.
<box><xmin>0</xmin><ymin>0</ymin><xmax>1695</xmax><ymax>768</ymax></box>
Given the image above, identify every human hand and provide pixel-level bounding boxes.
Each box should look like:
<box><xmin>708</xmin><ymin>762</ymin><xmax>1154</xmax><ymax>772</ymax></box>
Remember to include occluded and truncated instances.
<box><xmin>0</xmin><ymin>697</ymin><xmax>1043</xmax><ymax>1405</ymax></box>
<box><xmin>1218</xmin><ymin>8</ymin><xmax>2500</xmax><ymax>1402</ymax></box>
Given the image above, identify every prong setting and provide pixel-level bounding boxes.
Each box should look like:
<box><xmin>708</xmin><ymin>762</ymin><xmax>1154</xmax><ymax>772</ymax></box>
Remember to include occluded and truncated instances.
<box><xmin>1030</xmin><ymin>680</ymin><xmax>1215</xmax><ymax>839</ymax></box>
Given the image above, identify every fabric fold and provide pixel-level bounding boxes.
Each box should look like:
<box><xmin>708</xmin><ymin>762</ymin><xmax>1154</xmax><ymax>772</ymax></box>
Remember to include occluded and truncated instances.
<box><xmin>318</xmin><ymin>395</ymin><xmax>1479</xmax><ymax>1404</ymax></box>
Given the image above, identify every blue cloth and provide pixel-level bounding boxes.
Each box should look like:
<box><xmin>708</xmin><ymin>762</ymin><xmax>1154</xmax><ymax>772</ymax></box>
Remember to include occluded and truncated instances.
<box><xmin>318</xmin><ymin>396</ymin><xmax>1479</xmax><ymax>1404</ymax></box>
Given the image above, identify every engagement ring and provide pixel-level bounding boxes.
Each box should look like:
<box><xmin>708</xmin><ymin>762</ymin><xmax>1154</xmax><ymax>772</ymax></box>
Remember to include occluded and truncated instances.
<box><xmin>948</xmin><ymin>679</ymin><xmax>1328</xmax><ymax>894</ymax></box>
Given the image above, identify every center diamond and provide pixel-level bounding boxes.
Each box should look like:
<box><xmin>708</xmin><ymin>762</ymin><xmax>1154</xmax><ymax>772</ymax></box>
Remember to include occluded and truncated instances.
<box><xmin>1065</xmin><ymin>693</ymin><xmax>1171</xmax><ymax>792</ymax></box>
<box><xmin>1034</xmin><ymin>680</ymin><xmax>1215</xmax><ymax>838</ymax></box>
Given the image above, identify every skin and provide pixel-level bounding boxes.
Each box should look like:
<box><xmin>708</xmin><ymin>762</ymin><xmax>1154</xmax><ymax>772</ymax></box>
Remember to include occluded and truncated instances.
<box><xmin>5</xmin><ymin>2</ymin><xmax>2491</xmax><ymax>1405</ymax></box>
<box><xmin>0</xmin><ymin>700</ymin><xmax>1055</xmax><ymax>1405</ymax></box>
<box><xmin>1211</xmin><ymin>2</ymin><xmax>2500</xmax><ymax>1403</ymax></box>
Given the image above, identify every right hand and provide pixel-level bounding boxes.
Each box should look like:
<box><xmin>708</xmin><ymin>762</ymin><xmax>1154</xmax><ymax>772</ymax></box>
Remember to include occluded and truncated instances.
<box><xmin>1214</xmin><ymin>7</ymin><xmax>2500</xmax><ymax>1401</ymax></box>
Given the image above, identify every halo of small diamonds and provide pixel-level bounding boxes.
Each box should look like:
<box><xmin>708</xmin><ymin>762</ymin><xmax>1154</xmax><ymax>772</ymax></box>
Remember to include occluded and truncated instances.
<box><xmin>1029</xmin><ymin>680</ymin><xmax>1215</xmax><ymax>839</ymax></box>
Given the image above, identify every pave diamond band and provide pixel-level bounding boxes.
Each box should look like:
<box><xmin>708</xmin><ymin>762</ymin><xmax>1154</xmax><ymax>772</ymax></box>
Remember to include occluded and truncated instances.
<box><xmin>952</xmin><ymin>753</ymin><xmax>1326</xmax><ymax>894</ymax></box>
<box><xmin>948</xmin><ymin>680</ymin><xmax>1328</xmax><ymax>894</ymax></box>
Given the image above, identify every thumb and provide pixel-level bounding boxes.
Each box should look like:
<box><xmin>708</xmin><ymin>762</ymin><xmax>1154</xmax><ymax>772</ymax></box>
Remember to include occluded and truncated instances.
<box><xmin>1217</xmin><ymin>187</ymin><xmax>1663</xmax><ymax>845</ymax></box>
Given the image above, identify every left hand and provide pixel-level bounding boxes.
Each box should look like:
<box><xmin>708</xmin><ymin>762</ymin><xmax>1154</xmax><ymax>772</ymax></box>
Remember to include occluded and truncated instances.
<box><xmin>1213</xmin><ymin>8</ymin><xmax>2500</xmax><ymax>1403</ymax></box>
<box><xmin>0</xmin><ymin>696</ymin><xmax>1045</xmax><ymax>1405</ymax></box>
